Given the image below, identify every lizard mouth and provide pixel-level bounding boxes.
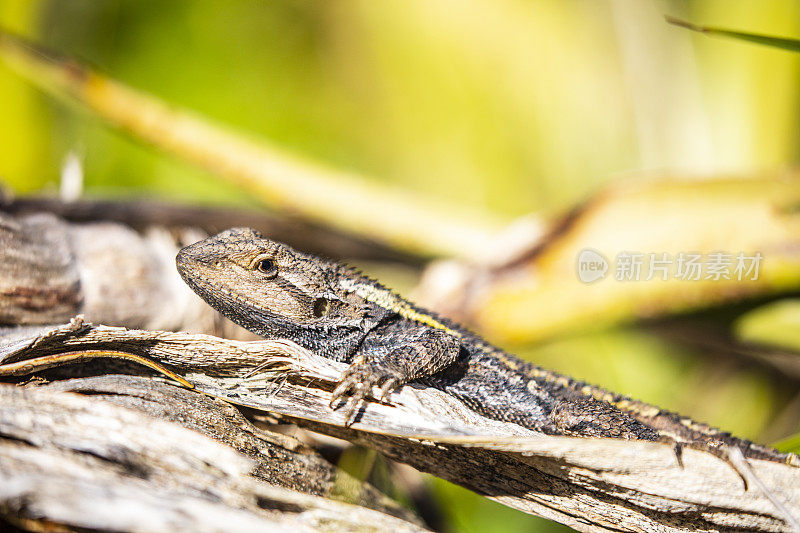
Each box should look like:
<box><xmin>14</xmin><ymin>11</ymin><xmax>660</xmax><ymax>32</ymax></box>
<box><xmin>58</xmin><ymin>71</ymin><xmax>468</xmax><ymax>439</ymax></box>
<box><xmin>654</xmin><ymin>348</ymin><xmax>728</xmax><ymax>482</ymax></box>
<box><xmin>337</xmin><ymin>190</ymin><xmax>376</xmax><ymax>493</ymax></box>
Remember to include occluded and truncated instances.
<box><xmin>175</xmin><ymin>246</ymin><xmax>223</xmax><ymax>308</ymax></box>
<box><xmin>175</xmin><ymin>248</ymin><xmax>201</xmax><ymax>286</ymax></box>
<box><xmin>175</xmin><ymin>260</ymin><xmax>215</xmax><ymax>305</ymax></box>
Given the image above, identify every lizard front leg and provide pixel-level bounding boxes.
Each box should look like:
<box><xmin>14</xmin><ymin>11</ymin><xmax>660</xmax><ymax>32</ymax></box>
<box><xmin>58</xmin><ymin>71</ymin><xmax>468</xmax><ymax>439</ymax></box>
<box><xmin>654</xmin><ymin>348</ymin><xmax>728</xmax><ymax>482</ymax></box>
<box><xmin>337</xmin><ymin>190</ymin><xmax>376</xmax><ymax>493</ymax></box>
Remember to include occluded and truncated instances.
<box><xmin>330</xmin><ymin>324</ymin><xmax>462</xmax><ymax>425</ymax></box>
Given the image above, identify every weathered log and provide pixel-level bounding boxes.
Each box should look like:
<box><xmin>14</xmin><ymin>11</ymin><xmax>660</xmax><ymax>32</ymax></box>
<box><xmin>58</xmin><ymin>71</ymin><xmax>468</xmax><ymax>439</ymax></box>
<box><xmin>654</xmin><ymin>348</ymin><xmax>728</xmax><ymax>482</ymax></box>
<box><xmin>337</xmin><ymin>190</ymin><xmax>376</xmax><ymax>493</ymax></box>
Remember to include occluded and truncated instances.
<box><xmin>0</xmin><ymin>382</ymin><xmax>427</xmax><ymax>532</ymax></box>
<box><xmin>0</xmin><ymin>204</ymin><xmax>418</xmax><ymax>331</ymax></box>
<box><xmin>0</xmin><ymin>210</ymin><xmax>215</xmax><ymax>331</ymax></box>
<box><xmin>2</xmin><ymin>196</ymin><xmax>416</xmax><ymax>264</ymax></box>
<box><xmin>2</xmin><ymin>319</ymin><xmax>797</xmax><ymax>532</ymax></box>
<box><xmin>37</xmin><ymin>373</ymin><xmax>421</xmax><ymax>523</ymax></box>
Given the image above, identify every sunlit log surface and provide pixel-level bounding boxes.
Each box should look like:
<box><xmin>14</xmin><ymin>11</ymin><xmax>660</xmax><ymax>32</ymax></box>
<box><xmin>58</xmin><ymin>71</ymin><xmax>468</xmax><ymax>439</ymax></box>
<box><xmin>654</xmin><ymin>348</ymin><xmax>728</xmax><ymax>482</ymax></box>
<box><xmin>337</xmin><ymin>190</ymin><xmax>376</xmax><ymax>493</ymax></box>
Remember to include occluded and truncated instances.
<box><xmin>0</xmin><ymin>383</ymin><xmax>426</xmax><ymax>532</ymax></box>
<box><xmin>2</xmin><ymin>319</ymin><xmax>798</xmax><ymax>532</ymax></box>
<box><xmin>0</xmin><ymin>205</ymin><xmax>415</xmax><ymax>333</ymax></box>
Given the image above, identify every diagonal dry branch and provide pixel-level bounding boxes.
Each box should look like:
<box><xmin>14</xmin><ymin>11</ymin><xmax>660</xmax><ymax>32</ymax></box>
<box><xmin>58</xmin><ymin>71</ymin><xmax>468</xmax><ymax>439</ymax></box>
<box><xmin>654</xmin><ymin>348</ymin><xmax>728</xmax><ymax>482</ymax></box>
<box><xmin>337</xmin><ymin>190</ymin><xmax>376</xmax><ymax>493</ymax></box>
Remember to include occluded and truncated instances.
<box><xmin>417</xmin><ymin>174</ymin><xmax>800</xmax><ymax>344</ymax></box>
<box><xmin>1</xmin><ymin>195</ymin><xmax>415</xmax><ymax>264</ymax></box>
<box><xmin>0</xmin><ymin>30</ymin><xmax>503</xmax><ymax>258</ymax></box>
<box><xmin>1</xmin><ymin>318</ymin><xmax>798</xmax><ymax>532</ymax></box>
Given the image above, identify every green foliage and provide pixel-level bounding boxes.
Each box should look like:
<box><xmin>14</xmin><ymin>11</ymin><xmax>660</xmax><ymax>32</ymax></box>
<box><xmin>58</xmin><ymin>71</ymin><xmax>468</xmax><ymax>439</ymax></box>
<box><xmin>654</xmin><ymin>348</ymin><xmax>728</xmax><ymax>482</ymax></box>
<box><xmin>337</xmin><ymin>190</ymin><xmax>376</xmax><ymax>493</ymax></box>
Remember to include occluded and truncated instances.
<box><xmin>429</xmin><ymin>478</ymin><xmax>573</xmax><ymax>533</ymax></box>
<box><xmin>736</xmin><ymin>299</ymin><xmax>800</xmax><ymax>353</ymax></box>
<box><xmin>3</xmin><ymin>1</ymin><xmax>800</xmax><ymax>213</ymax></box>
<box><xmin>773</xmin><ymin>432</ymin><xmax>800</xmax><ymax>454</ymax></box>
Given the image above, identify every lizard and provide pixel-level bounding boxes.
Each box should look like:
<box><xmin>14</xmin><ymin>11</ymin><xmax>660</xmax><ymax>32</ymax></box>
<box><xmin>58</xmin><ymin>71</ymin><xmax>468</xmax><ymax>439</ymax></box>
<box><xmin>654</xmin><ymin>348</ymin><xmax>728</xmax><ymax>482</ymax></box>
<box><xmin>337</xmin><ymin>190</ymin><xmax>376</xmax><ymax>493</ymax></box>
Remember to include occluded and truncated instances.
<box><xmin>176</xmin><ymin>227</ymin><xmax>798</xmax><ymax>467</ymax></box>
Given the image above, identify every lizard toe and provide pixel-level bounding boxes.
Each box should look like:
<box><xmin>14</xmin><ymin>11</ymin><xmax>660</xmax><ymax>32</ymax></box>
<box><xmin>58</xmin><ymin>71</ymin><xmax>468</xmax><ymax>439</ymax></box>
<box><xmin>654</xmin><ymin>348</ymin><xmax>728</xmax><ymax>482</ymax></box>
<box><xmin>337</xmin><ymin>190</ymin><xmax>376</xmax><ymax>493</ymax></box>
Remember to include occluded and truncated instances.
<box><xmin>330</xmin><ymin>362</ymin><xmax>373</xmax><ymax>406</ymax></box>
<box><xmin>378</xmin><ymin>376</ymin><xmax>401</xmax><ymax>401</ymax></box>
<box><xmin>330</xmin><ymin>376</ymin><xmax>357</xmax><ymax>408</ymax></box>
<box><xmin>341</xmin><ymin>386</ymin><xmax>369</xmax><ymax>426</ymax></box>
<box><xmin>330</xmin><ymin>361</ymin><xmax>404</xmax><ymax>421</ymax></box>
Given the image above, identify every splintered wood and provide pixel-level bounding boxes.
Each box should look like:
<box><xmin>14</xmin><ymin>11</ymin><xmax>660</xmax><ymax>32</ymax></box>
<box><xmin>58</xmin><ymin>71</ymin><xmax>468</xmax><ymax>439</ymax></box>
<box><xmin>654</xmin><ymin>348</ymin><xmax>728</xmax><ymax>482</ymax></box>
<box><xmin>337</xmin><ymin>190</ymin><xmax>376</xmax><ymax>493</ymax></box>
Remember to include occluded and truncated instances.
<box><xmin>1</xmin><ymin>318</ymin><xmax>798</xmax><ymax>532</ymax></box>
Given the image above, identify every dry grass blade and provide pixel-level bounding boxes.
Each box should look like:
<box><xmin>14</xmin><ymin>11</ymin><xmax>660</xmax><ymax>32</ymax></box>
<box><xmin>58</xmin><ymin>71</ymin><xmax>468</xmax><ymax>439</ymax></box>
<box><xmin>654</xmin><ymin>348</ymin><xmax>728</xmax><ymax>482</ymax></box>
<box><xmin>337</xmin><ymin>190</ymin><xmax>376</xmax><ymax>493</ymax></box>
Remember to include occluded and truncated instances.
<box><xmin>419</xmin><ymin>175</ymin><xmax>800</xmax><ymax>344</ymax></box>
<box><xmin>0</xmin><ymin>349</ymin><xmax>195</xmax><ymax>389</ymax></box>
<box><xmin>666</xmin><ymin>16</ymin><xmax>800</xmax><ymax>53</ymax></box>
<box><xmin>2</xmin><ymin>319</ymin><xmax>798</xmax><ymax>532</ymax></box>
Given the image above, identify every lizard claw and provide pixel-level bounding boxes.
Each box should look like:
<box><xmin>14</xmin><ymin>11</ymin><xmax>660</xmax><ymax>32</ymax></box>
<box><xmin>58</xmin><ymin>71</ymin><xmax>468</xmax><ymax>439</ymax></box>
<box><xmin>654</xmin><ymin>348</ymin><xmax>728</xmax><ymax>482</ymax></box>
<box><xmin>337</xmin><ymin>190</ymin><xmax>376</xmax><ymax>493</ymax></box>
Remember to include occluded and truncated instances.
<box><xmin>329</xmin><ymin>361</ymin><xmax>404</xmax><ymax>426</ymax></box>
<box><xmin>343</xmin><ymin>394</ymin><xmax>368</xmax><ymax>426</ymax></box>
<box><xmin>378</xmin><ymin>376</ymin><xmax>400</xmax><ymax>401</ymax></box>
<box><xmin>330</xmin><ymin>376</ymin><xmax>358</xmax><ymax>408</ymax></box>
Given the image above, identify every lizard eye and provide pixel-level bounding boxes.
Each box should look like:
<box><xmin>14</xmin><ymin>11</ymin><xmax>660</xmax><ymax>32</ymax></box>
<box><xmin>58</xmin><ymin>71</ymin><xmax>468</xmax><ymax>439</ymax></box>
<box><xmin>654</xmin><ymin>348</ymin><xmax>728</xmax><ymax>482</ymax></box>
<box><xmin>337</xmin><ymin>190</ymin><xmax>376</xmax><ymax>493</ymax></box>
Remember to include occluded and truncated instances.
<box><xmin>313</xmin><ymin>297</ymin><xmax>330</xmax><ymax>318</ymax></box>
<box><xmin>254</xmin><ymin>257</ymin><xmax>277</xmax><ymax>277</ymax></box>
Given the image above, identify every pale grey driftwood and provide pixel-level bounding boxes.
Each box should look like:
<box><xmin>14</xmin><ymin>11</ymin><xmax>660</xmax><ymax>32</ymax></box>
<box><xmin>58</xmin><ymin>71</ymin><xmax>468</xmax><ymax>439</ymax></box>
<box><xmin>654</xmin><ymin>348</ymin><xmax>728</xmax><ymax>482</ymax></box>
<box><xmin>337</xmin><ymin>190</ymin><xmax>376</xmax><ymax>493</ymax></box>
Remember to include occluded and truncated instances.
<box><xmin>1</xmin><ymin>319</ymin><xmax>798</xmax><ymax>532</ymax></box>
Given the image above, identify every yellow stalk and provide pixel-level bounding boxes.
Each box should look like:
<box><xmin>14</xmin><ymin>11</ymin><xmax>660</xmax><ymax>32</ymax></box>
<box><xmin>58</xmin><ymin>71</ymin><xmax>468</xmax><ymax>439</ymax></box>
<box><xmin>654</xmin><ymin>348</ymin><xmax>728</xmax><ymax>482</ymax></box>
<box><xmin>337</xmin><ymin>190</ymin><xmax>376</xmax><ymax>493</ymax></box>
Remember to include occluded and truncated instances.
<box><xmin>0</xmin><ymin>30</ymin><xmax>502</xmax><ymax>258</ymax></box>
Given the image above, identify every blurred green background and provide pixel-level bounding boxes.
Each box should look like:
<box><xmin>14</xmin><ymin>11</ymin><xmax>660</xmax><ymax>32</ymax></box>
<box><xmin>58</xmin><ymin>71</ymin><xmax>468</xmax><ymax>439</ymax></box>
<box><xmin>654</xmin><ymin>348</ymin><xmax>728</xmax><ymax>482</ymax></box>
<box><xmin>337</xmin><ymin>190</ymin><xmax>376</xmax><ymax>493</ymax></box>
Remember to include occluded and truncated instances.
<box><xmin>1</xmin><ymin>1</ymin><xmax>800</xmax><ymax>531</ymax></box>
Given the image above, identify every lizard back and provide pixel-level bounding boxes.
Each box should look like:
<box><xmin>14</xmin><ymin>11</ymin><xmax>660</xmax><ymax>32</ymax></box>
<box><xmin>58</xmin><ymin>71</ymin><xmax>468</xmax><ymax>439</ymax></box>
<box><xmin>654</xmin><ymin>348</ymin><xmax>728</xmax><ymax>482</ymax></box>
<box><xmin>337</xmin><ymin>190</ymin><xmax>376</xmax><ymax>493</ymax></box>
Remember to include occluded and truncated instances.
<box><xmin>176</xmin><ymin>228</ymin><xmax>797</xmax><ymax>466</ymax></box>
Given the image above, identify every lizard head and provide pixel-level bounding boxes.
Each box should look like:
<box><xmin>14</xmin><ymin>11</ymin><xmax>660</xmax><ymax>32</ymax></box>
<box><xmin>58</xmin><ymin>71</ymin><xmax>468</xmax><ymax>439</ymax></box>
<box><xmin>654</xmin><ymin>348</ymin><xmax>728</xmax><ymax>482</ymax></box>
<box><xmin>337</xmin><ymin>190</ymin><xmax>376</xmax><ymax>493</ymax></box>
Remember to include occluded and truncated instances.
<box><xmin>176</xmin><ymin>228</ymin><xmax>366</xmax><ymax>337</ymax></box>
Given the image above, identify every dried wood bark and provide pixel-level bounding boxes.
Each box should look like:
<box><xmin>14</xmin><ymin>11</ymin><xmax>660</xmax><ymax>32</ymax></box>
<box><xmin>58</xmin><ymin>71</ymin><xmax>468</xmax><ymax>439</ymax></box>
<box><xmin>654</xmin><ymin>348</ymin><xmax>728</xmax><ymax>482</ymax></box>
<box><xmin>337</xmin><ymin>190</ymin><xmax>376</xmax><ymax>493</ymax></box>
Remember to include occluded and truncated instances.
<box><xmin>0</xmin><ymin>382</ymin><xmax>426</xmax><ymax>533</ymax></box>
<box><xmin>0</xmin><ymin>209</ymin><xmax>215</xmax><ymax>331</ymax></box>
<box><xmin>37</xmin><ymin>373</ymin><xmax>421</xmax><ymax>523</ymax></box>
<box><xmin>2</xmin><ymin>319</ymin><xmax>798</xmax><ymax>532</ymax></box>
<box><xmin>0</xmin><ymin>202</ymin><xmax>418</xmax><ymax>332</ymax></box>
<box><xmin>2</xmin><ymin>196</ymin><xmax>415</xmax><ymax>264</ymax></box>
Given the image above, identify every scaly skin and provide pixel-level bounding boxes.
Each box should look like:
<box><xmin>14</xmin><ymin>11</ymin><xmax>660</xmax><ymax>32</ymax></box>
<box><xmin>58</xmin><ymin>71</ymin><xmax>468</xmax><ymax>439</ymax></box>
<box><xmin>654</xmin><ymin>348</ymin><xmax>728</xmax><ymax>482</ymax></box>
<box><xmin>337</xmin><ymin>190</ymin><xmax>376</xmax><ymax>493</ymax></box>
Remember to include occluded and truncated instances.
<box><xmin>176</xmin><ymin>228</ymin><xmax>797</xmax><ymax>466</ymax></box>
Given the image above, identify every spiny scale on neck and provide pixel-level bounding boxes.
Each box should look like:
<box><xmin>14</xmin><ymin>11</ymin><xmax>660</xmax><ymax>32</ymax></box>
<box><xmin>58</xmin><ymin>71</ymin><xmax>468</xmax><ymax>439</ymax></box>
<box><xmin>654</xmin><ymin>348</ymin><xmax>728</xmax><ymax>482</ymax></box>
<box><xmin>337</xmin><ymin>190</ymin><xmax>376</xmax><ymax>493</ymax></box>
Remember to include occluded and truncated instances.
<box><xmin>336</xmin><ymin>272</ymin><xmax>461</xmax><ymax>337</ymax></box>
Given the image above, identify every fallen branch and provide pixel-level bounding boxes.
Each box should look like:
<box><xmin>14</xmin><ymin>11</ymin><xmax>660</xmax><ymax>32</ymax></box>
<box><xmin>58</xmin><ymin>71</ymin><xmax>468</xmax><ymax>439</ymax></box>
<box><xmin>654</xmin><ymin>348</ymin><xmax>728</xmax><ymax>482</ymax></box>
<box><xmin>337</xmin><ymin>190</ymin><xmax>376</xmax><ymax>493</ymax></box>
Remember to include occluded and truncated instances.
<box><xmin>0</xmin><ymin>382</ymin><xmax>425</xmax><ymax>532</ymax></box>
<box><xmin>2</xmin><ymin>318</ymin><xmax>797</xmax><ymax>532</ymax></box>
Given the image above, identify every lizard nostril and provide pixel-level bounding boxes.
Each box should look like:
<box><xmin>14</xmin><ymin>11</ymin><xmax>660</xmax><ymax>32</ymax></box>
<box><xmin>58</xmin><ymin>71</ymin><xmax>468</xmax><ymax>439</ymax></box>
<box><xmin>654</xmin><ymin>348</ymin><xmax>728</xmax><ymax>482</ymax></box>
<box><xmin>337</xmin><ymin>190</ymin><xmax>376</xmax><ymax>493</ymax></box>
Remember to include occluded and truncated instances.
<box><xmin>313</xmin><ymin>297</ymin><xmax>330</xmax><ymax>318</ymax></box>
